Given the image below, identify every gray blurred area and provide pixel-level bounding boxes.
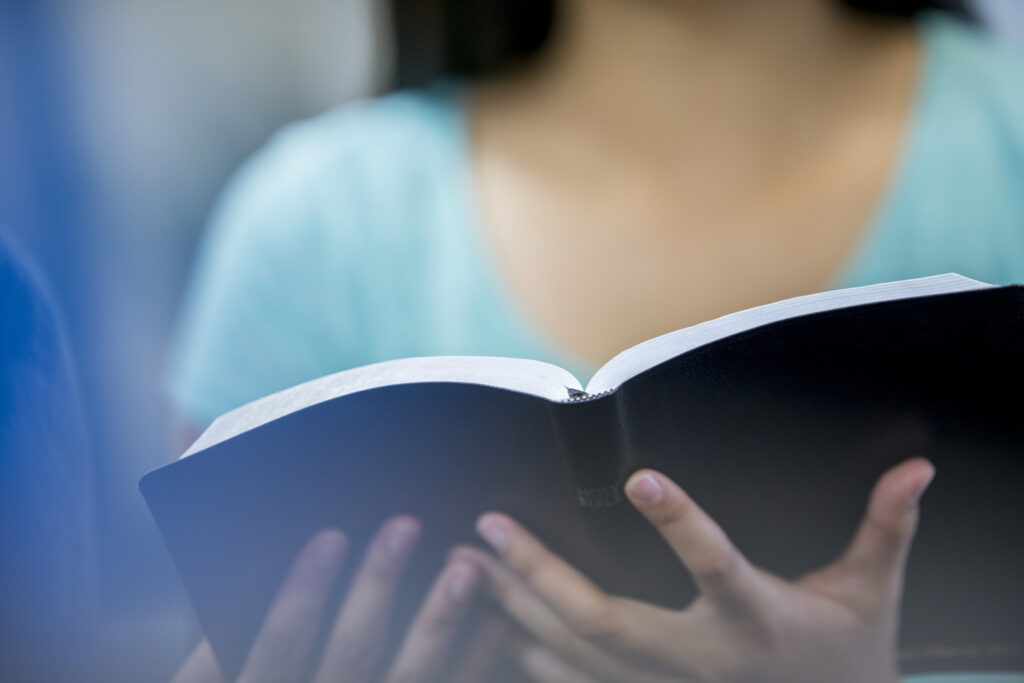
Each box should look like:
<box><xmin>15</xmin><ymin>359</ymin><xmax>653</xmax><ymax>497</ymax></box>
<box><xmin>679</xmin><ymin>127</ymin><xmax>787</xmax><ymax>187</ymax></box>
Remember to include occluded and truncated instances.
<box><xmin>976</xmin><ymin>0</ymin><xmax>1024</xmax><ymax>39</ymax></box>
<box><xmin>1</xmin><ymin>0</ymin><xmax>383</xmax><ymax>678</ymax></box>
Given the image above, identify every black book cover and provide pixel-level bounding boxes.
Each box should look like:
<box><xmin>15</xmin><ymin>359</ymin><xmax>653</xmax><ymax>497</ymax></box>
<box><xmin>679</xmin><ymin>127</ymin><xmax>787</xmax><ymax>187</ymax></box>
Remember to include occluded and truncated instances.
<box><xmin>141</xmin><ymin>285</ymin><xmax>1024</xmax><ymax>678</ymax></box>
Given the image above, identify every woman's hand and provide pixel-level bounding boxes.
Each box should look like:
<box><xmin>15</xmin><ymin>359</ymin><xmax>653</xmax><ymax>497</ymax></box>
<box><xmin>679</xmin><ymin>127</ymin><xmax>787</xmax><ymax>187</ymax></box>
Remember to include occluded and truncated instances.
<box><xmin>455</xmin><ymin>458</ymin><xmax>935</xmax><ymax>683</ymax></box>
<box><xmin>172</xmin><ymin>516</ymin><xmax>501</xmax><ymax>683</ymax></box>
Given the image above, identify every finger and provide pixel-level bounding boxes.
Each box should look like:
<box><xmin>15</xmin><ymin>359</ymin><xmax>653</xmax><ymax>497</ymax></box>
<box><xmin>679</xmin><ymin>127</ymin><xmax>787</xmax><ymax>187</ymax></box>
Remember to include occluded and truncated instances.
<box><xmin>313</xmin><ymin>516</ymin><xmax>421</xmax><ymax>683</ymax></box>
<box><xmin>448</xmin><ymin>612</ymin><xmax>514</xmax><ymax>683</ymax></box>
<box><xmin>382</xmin><ymin>560</ymin><xmax>480</xmax><ymax>683</ymax></box>
<box><xmin>171</xmin><ymin>640</ymin><xmax>225</xmax><ymax>683</ymax></box>
<box><xmin>837</xmin><ymin>457</ymin><xmax>935</xmax><ymax>599</ymax></box>
<box><xmin>515</xmin><ymin>641</ymin><xmax>604</xmax><ymax>683</ymax></box>
<box><xmin>624</xmin><ymin>470</ymin><xmax>762</xmax><ymax>613</ymax></box>
<box><xmin>475</xmin><ymin>513</ymin><xmax>625</xmax><ymax>646</ymax></box>
<box><xmin>239</xmin><ymin>529</ymin><xmax>347</xmax><ymax>683</ymax></box>
<box><xmin>452</xmin><ymin>547</ymin><xmax>674</xmax><ymax>683</ymax></box>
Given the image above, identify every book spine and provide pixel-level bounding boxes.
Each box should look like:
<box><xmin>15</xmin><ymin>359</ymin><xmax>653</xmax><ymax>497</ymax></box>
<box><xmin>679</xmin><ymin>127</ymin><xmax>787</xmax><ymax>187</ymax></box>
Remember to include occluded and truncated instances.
<box><xmin>549</xmin><ymin>391</ymin><xmax>631</xmax><ymax>509</ymax></box>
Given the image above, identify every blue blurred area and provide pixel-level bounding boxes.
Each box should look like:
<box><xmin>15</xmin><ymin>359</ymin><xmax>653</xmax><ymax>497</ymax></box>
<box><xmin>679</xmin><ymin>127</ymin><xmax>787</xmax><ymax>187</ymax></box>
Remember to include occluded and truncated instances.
<box><xmin>0</xmin><ymin>229</ymin><xmax>97</xmax><ymax>681</ymax></box>
<box><xmin>977</xmin><ymin>0</ymin><xmax>1024</xmax><ymax>39</ymax></box>
<box><xmin>0</xmin><ymin>0</ymin><xmax>378</xmax><ymax>677</ymax></box>
<box><xmin>0</xmin><ymin>1</ymin><xmax>90</xmax><ymax>305</ymax></box>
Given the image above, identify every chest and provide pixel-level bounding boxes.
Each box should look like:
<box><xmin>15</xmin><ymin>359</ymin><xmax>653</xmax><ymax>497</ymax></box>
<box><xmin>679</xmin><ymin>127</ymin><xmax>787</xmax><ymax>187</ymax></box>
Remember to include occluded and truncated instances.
<box><xmin>472</xmin><ymin>160</ymin><xmax>890</xmax><ymax>367</ymax></box>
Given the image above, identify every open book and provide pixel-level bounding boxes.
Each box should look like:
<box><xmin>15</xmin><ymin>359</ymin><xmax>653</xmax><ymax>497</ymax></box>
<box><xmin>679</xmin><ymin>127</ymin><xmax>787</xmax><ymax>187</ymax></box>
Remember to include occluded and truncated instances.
<box><xmin>143</xmin><ymin>274</ymin><xmax>1024</xmax><ymax>678</ymax></box>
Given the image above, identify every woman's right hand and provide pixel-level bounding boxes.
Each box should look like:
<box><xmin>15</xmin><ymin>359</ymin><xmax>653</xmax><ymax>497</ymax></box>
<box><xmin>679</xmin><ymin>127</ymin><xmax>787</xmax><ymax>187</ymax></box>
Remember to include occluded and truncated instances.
<box><xmin>460</xmin><ymin>458</ymin><xmax>935</xmax><ymax>683</ymax></box>
<box><xmin>171</xmin><ymin>516</ymin><xmax>500</xmax><ymax>683</ymax></box>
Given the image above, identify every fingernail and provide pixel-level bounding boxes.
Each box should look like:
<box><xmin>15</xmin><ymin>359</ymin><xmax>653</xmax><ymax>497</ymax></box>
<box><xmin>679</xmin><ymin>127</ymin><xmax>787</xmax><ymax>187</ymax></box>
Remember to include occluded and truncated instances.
<box><xmin>315</xmin><ymin>531</ymin><xmax>345</xmax><ymax>570</ymax></box>
<box><xmin>476</xmin><ymin>515</ymin><xmax>508</xmax><ymax>553</ymax></box>
<box><xmin>628</xmin><ymin>473</ymin><xmax>663</xmax><ymax>505</ymax></box>
<box><xmin>386</xmin><ymin>518</ymin><xmax>419</xmax><ymax>558</ymax></box>
<box><xmin>447</xmin><ymin>563</ymin><xmax>478</xmax><ymax>601</ymax></box>
<box><xmin>909</xmin><ymin>468</ymin><xmax>936</xmax><ymax>506</ymax></box>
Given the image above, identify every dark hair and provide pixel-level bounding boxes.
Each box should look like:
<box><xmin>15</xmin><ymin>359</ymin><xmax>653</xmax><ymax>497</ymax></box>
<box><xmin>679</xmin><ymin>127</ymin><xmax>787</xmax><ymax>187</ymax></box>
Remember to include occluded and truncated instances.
<box><xmin>390</xmin><ymin>0</ymin><xmax>975</xmax><ymax>89</ymax></box>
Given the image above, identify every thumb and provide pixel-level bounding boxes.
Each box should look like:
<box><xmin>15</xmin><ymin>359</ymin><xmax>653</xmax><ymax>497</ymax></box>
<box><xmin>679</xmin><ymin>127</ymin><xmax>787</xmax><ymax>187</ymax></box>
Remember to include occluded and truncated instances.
<box><xmin>837</xmin><ymin>458</ymin><xmax>935</xmax><ymax>602</ymax></box>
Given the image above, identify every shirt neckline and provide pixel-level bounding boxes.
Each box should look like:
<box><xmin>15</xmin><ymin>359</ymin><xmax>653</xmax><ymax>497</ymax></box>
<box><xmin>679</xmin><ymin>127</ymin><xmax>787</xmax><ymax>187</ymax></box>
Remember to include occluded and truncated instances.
<box><xmin>827</xmin><ymin>12</ymin><xmax>949</xmax><ymax>288</ymax></box>
<box><xmin>437</xmin><ymin>13</ymin><xmax>950</xmax><ymax>374</ymax></box>
<box><xmin>438</xmin><ymin>83</ymin><xmax>599</xmax><ymax>379</ymax></box>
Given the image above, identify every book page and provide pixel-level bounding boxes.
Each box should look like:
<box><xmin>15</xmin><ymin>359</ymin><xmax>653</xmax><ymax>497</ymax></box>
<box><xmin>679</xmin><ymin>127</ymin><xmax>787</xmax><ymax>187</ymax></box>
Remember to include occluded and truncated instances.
<box><xmin>586</xmin><ymin>274</ymin><xmax>994</xmax><ymax>395</ymax></box>
<box><xmin>183</xmin><ymin>356</ymin><xmax>582</xmax><ymax>457</ymax></box>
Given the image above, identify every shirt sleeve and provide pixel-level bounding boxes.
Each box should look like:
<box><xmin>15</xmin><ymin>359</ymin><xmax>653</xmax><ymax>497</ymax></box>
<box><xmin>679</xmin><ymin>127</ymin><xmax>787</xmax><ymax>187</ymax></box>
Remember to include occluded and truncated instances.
<box><xmin>167</xmin><ymin>123</ymin><xmax>371</xmax><ymax>428</ymax></box>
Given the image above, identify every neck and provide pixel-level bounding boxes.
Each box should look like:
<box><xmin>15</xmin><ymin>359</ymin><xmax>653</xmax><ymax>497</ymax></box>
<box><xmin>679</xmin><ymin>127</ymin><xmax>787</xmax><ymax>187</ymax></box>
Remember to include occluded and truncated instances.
<box><xmin>484</xmin><ymin>0</ymin><xmax>916</xmax><ymax>149</ymax></box>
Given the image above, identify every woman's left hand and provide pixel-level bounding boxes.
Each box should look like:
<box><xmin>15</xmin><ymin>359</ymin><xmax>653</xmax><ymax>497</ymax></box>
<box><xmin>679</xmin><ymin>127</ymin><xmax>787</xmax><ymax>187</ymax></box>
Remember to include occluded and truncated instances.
<box><xmin>453</xmin><ymin>458</ymin><xmax>934</xmax><ymax>683</ymax></box>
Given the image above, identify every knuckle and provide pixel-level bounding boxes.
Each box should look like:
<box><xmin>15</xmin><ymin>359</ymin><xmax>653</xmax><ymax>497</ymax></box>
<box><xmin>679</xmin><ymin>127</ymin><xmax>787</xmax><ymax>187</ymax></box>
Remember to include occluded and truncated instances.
<box><xmin>566</xmin><ymin>601</ymin><xmax>621</xmax><ymax>645</ymax></box>
<box><xmin>650</xmin><ymin>500</ymin><xmax>689</xmax><ymax>528</ymax></box>
<box><xmin>693</xmin><ymin>547</ymin><xmax>741</xmax><ymax>585</ymax></box>
<box><xmin>511</xmin><ymin>546</ymin><xmax>547</xmax><ymax>581</ymax></box>
<box><xmin>551</xmin><ymin>628</ymin><xmax>580</xmax><ymax>656</ymax></box>
<box><xmin>492</xmin><ymin>574</ymin><xmax>521</xmax><ymax>607</ymax></box>
<box><xmin>741</xmin><ymin>612</ymin><xmax>781</xmax><ymax>651</ymax></box>
<box><xmin>648</xmin><ymin>493</ymin><xmax>696</xmax><ymax>529</ymax></box>
<box><xmin>287</xmin><ymin>571</ymin><xmax>323</xmax><ymax>595</ymax></box>
<box><xmin>366</xmin><ymin>553</ymin><xmax>402</xmax><ymax>586</ymax></box>
<box><xmin>866</xmin><ymin>512</ymin><xmax>896</xmax><ymax>538</ymax></box>
<box><xmin>418</xmin><ymin>603</ymin><xmax>459</xmax><ymax>635</ymax></box>
<box><xmin>861</xmin><ymin>514</ymin><xmax>916</xmax><ymax>565</ymax></box>
<box><xmin>869</xmin><ymin>511</ymin><xmax>914</xmax><ymax>545</ymax></box>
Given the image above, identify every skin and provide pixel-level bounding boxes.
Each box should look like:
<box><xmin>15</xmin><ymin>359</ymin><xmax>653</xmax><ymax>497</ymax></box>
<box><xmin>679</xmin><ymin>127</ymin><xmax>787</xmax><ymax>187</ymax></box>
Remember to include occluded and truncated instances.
<box><xmin>178</xmin><ymin>0</ymin><xmax>919</xmax><ymax>445</ymax></box>
<box><xmin>460</xmin><ymin>8</ymin><xmax>928</xmax><ymax>671</ymax></box>
<box><xmin>470</xmin><ymin>0</ymin><xmax>920</xmax><ymax>366</ymax></box>
<box><xmin>455</xmin><ymin>458</ymin><xmax>935</xmax><ymax>683</ymax></box>
<box><xmin>171</xmin><ymin>517</ymin><xmax>506</xmax><ymax>683</ymax></box>
<box><xmin>176</xmin><ymin>1</ymin><xmax>933</xmax><ymax>678</ymax></box>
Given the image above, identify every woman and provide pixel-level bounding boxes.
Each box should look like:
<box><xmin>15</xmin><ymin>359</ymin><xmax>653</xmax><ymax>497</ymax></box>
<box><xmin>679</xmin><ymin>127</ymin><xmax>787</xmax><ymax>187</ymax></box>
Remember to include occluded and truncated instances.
<box><xmin>170</xmin><ymin>0</ymin><xmax>1024</xmax><ymax>680</ymax></box>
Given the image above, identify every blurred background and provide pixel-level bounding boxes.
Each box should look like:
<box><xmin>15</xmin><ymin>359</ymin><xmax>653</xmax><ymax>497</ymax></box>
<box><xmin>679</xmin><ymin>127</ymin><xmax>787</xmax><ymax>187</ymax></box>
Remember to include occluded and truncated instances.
<box><xmin>0</xmin><ymin>0</ymin><xmax>1021</xmax><ymax>679</ymax></box>
<box><xmin>1</xmin><ymin>0</ymin><xmax>383</xmax><ymax>677</ymax></box>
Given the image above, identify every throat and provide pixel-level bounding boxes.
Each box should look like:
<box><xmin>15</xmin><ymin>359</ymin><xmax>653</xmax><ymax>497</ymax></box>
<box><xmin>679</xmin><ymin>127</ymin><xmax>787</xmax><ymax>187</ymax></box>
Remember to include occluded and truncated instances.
<box><xmin>493</xmin><ymin>0</ymin><xmax>914</xmax><ymax>153</ymax></box>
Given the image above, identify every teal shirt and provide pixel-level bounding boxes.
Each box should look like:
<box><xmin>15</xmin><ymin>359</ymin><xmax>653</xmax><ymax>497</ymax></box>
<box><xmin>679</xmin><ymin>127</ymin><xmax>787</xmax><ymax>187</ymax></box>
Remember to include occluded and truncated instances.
<box><xmin>170</xmin><ymin>16</ymin><xmax>1024</xmax><ymax>680</ymax></box>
